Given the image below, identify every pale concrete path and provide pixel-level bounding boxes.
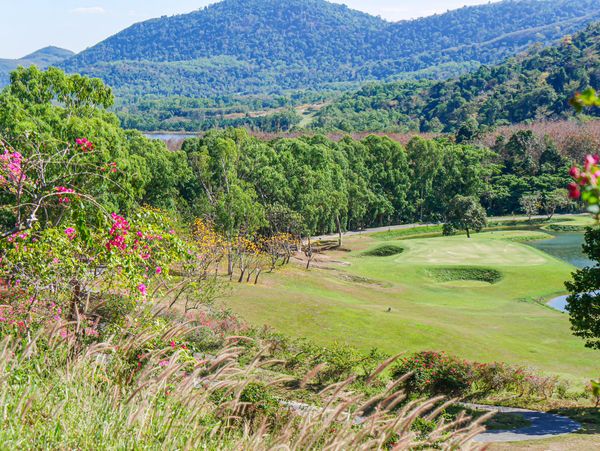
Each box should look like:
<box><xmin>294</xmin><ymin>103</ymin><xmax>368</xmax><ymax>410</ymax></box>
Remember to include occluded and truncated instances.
<box><xmin>281</xmin><ymin>400</ymin><xmax>581</xmax><ymax>443</ymax></box>
<box><xmin>463</xmin><ymin>403</ymin><xmax>581</xmax><ymax>443</ymax></box>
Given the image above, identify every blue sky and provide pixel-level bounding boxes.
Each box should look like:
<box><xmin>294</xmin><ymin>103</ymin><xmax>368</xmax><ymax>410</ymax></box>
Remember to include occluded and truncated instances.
<box><xmin>1</xmin><ymin>0</ymin><xmax>501</xmax><ymax>58</ymax></box>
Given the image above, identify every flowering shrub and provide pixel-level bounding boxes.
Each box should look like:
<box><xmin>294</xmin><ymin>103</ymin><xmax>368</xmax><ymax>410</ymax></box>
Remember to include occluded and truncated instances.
<box><xmin>392</xmin><ymin>351</ymin><xmax>475</xmax><ymax>395</ymax></box>
<box><xmin>0</xmin><ymin>149</ymin><xmax>24</xmax><ymax>188</ymax></box>
<box><xmin>0</xmin><ymin>207</ymin><xmax>193</xmax><ymax>336</ymax></box>
<box><xmin>0</xmin><ymin>136</ymin><xmax>123</xmax><ymax>241</ymax></box>
<box><xmin>392</xmin><ymin>351</ymin><xmax>561</xmax><ymax>399</ymax></box>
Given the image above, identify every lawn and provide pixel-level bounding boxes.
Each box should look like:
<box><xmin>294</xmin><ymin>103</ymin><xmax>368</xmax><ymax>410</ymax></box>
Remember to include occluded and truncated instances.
<box><xmin>224</xmin><ymin>228</ymin><xmax>599</xmax><ymax>384</ymax></box>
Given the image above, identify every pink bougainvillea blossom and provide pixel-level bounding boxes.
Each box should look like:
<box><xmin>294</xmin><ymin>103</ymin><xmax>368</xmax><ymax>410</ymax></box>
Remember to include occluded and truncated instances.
<box><xmin>137</xmin><ymin>283</ymin><xmax>147</xmax><ymax>297</ymax></box>
<box><xmin>75</xmin><ymin>138</ymin><xmax>94</xmax><ymax>152</ymax></box>
<box><xmin>106</xmin><ymin>213</ymin><xmax>130</xmax><ymax>251</ymax></box>
<box><xmin>55</xmin><ymin>186</ymin><xmax>76</xmax><ymax>204</ymax></box>
<box><xmin>64</xmin><ymin>227</ymin><xmax>76</xmax><ymax>240</ymax></box>
<box><xmin>0</xmin><ymin>149</ymin><xmax>25</xmax><ymax>186</ymax></box>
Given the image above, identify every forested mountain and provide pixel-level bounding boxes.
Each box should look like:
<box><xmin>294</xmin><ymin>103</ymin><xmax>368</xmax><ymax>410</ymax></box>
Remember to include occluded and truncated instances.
<box><xmin>314</xmin><ymin>23</ymin><xmax>600</xmax><ymax>132</ymax></box>
<box><xmin>0</xmin><ymin>47</ymin><xmax>74</xmax><ymax>86</ymax></box>
<box><xmin>59</xmin><ymin>0</ymin><xmax>600</xmax><ymax>98</ymax></box>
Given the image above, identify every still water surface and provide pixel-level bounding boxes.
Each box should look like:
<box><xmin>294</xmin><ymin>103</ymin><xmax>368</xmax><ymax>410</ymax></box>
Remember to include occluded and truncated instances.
<box><xmin>528</xmin><ymin>232</ymin><xmax>590</xmax><ymax>312</ymax></box>
<box><xmin>528</xmin><ymin>232</ymin><xmax>591</xmax><ymax>268</ymax></box>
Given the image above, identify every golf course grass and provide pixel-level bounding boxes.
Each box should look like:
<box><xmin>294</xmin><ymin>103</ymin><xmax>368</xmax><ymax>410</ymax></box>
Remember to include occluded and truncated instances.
<box><xmin>224</xmin><ymin>226</ymin><xmax>599</xmax><ymax>384</ymax></box>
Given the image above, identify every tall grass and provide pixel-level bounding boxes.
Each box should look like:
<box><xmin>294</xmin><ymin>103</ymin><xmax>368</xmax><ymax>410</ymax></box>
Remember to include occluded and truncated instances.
<box><xmin>0</xmin><ymin>326</ymin><xmax>487</xmax><ymax>449</ymax></box>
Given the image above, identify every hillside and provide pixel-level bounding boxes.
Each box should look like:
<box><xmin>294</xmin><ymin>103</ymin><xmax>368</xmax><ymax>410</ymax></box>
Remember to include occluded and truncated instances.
<box><xmin>0</xmin><ymin>47</ymin><xmax>74</xmax><ymax>86</ymax></box>
<box><xmin>60</xmin><ymin>0</ymin><xmax>600</xmax><ymax>98</ymax></box>
<box><xmin>314</xmin><ymin>23</ymin><xmax>600</xmax><ymax>132</ymax></box>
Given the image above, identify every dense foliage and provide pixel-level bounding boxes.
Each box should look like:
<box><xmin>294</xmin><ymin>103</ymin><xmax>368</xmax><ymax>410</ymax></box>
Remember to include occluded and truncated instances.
<box><xmin>315</xmin><ymin>23</ymin><xmax>600</xmax><ymax>132</ymax></box>
<box><xmin>565</xmin><ymin>147</ymin><xmax>600</xmax><ymax>350</ymax></box>
<box><xmin>565</xmin><ymin>227</ymin><xmax>600</xmax><ymax>349</ymax></box>
<box><xmin>59</xmin><ymin>0</ymin><xmax>600</xmax><ymax>99</ymax></box>
<box><xmin>177</xmin><ymin>127</ymin><xmax>576</xmax><ymax>237</ymax></box>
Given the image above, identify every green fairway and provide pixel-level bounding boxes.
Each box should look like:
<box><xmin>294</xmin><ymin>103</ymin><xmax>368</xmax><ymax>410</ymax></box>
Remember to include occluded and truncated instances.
<box><xmin>224</xmin><ymin>228</ymin><xmax>599</xmax><ymax>384</ymax></box>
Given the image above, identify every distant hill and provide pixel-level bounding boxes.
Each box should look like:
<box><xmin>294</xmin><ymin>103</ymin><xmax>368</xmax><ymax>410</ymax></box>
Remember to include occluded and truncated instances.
<box><xmin>313</xmin><ymin>23</ymin><xmax>600</xmax><ymax>132</ymax></box>
<box><xmin>59</xmin><ymin>0</ymin><xmax>600</xmax><ymax>98</ymax></box>
<box><xmin>0</xmin><ymin>47</ymin><xmax>74</xmax><ymax>86</ymax></box>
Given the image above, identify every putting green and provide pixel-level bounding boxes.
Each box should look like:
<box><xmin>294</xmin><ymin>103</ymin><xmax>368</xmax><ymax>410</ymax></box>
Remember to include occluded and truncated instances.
<box><xmin>225</xmin><ymin>229</ymin><xmax>599</xmax><ymax>384</ymax></box>
<box><xmin>399</xmin><ymin>234</ymin><xmax>547</xmax><ymax>266</ymax></box>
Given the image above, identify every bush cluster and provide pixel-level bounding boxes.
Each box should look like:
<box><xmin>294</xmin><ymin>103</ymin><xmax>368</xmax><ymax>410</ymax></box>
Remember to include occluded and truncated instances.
<box><xmin>392</xmin><ymin>351</ymin><xmax>562</xmax><ymax>400</ymax></box>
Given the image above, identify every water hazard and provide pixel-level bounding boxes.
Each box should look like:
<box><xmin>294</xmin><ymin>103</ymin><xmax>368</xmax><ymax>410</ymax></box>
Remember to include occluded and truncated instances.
<box><xmin>528</xmin><ymin>232</ymin><xmax>592</xmax><ymax>312</ymax></box>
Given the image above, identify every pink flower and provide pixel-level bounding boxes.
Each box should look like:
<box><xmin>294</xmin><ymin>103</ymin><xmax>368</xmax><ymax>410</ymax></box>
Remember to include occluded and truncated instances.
<box><xmin>137</xmin><ymin>283</ymin><xmax>147</xmax><ymax>296</ymax></box>
<box><xmin>569</xmin><ymin>166</ymin><xmax>580</xmax><ymax>179</ymax></box>
<box><xmin>75</xmin><ymin>138</ymin><xmax>94</xmax><ymax>152</ymax></box>
<box><xmin>155</xmin><ymin>266</ymin><xmax>162</xmax><ymax>275</ymax></box>
<box><xmin>106</xmin><ymin>213</ymin><xmax>130</xmax><ymax>251</ymax></box>
<box><xmin>64</xmin><ymin>227</ymin><xmax>76</xmax><ymax>240</ymax></box>
<box><xmin>0</xmin><ymin>150</ymin><xmax>25</xmax><ymax>186</ymax></box>
<box><xmin>568</xmin><ymin>182</ymin><xmax>581</xmax><ymax>199</ymax></box>
<box><xmin>55</xmin><ymin>186</ymin><xmax>76</xmax><ymax>204</ymax></box>
<box><xmin>584</xmin><ymin>154</ymin><xmax>600</xmax><ymax>171</ymax></box>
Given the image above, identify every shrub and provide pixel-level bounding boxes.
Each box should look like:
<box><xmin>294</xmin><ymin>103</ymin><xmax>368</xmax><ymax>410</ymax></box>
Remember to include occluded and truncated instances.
<box><xmin>392</xmin><ymin>351</ymin><xmax>475</xmax><ymax>396</ymax></box>
<box><xmin>240</xmin><ymin>382</ymin><xmax>280</xmax><ymax>420</ymax></box>
<box><xmin>393</xmin><ymin>352</ymin><xmax>563</xmax><ymax>400</ymax></box>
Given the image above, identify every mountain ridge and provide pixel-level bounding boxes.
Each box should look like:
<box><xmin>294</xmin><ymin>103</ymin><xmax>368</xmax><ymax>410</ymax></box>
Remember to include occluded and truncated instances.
<box><xmin>0</xmin><ymin>47</ymin><xmax>74</xmax><ymax>86</ymax></box>
<box><xmin>57</xmin><ymin>0</ymin><xmax>600</xmax><ymax>97</ymax></box>
<box><xmin>313</xmin><ymin>22</ymin><xmax>600</xmax><ymax>132</ymax></box>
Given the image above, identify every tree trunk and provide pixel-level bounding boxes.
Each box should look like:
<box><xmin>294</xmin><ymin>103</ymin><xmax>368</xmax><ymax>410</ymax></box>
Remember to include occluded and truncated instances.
<box><xmin>466</xmin><ymin>227</ymin><xmax>470</xmax><ymax>239</ymax></box>
<box><xmin>254</xmin><ymin>269</ymin><xmax>262</xmax><ymax>285</ymax></box>
<box><xmin>335</xmin><ymin>214</ymin><xmax>342</xmax><ymax>247</ymax></box>
<box><xmin>306</xmin><ymin>236</ymin><xmax>312</xmax><ymax>269</ymax></box>
<box><xmin>237</xmin><ymin>270</ymin><xmax>245</xmax><ymax>283</ymax></box>
<box><xmin>227</xmin><ymin>250</ymin><xmax>233</xmax><ymax>276</ymax></box>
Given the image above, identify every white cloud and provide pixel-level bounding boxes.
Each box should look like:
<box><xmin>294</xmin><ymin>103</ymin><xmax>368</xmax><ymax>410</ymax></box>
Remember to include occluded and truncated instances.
<box><xmin>70</xmin><ymin>6</ymin><xmax>106</xmax><ymax>15</ymax></box>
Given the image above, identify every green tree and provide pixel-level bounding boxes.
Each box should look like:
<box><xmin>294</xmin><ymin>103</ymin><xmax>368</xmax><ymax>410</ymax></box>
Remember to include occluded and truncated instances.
<box><xmin>519</xmin><ymin>192</ymin><xmax>542</xmax><ymax>220</ymax></box>
<box><xmin>443</xmin><ymin>195</ymin><xmax>487</xmax><ymax>238</ymax></box>
<box><xmin>541</xmin><ymin>189</ymin><xmax>569</xmax><ymax>219</ymax></box>
<box><xmin>565</xmin><ymin>227</ymin><xmax>600</xmax><ymax>349</ymax></box>
<box><xmin>407</xmin><ymin>137</ymin><xmax>442</xmax><ymax>221</ymax></box>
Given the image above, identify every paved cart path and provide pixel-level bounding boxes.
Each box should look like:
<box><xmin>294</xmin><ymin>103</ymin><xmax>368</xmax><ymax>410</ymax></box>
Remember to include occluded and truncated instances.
<box><xmin>463</xmin><ymin>403</ymin><xmax>581</xmax><ymax>443</ymax></box>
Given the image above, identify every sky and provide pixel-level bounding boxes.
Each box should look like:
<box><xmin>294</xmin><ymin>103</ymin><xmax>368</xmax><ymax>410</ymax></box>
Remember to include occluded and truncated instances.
<box><xmin>0</xmin><ymin>0</ymin><xmax>502</xmax><ymax>59</ymax></box>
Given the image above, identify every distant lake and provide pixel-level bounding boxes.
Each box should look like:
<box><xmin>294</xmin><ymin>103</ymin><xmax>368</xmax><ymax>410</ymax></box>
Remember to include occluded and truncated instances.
<box><xmin>144</xmin><ymin>133</ymin><xmax>199</xmax><ymax>141</ymax></box>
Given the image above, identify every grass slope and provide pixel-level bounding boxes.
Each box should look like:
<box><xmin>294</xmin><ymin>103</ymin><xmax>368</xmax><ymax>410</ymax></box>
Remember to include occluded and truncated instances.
<box><xmin>225</xmin><ymin>229</ymin><xmax>598</xmax><ymax>384</ymax></box>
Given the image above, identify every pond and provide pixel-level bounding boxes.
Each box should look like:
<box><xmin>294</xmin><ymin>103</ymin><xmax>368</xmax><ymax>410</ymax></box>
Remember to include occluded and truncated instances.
<box><xmin>528</xmin><ymin>232</ymin><xmax>591</xmax><ymax>269</ymax></box>
<box><xmin>528</xmin><ymin>232</ymin><xmax>591</xmax><ymax>312</ymax></box>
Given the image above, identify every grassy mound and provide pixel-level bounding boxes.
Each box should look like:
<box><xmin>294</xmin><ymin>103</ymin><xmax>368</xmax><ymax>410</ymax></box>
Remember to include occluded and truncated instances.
<box><xmin>362</xmin><ymin>244</ymin><xmax>404</xmax><ymax>257</ymax></box>
<box><xmin>427</xmin><ymin>266</ymin><xmax>503</xmax><ymax>285</ymax></box>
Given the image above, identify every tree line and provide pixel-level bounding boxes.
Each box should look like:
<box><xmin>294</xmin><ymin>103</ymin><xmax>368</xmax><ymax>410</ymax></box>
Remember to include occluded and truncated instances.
<box><xmin>0</xmin><ymin>67</ymin><xmax>576</xmax><ymax>246</ymax></box>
